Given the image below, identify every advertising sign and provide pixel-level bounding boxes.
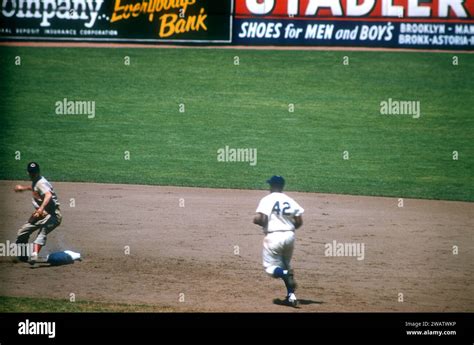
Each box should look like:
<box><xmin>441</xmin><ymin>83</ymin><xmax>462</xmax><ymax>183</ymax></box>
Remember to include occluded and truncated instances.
<box><xmin>234</xmin><ymin>0</ymin><xmax>474</xmax><ymax>49</ymax></box>
<box><xmin>0</xmin><ymin>0</ymin><xmax>233</xmax><ymax>42</ymax></box>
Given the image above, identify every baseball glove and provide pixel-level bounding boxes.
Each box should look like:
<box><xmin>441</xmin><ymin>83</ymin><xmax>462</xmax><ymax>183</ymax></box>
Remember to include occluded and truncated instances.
<box><xmin>28</xmin><ymin>210</ymin><xmax>48</xmax><ymax>224</ymax></box>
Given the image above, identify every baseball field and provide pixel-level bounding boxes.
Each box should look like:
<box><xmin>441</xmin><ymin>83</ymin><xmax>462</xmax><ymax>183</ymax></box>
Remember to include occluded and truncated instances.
<box><xmin>0</xmin><ymin>45</ymin><xmax>473</xmax><ymax>312</ymax></box>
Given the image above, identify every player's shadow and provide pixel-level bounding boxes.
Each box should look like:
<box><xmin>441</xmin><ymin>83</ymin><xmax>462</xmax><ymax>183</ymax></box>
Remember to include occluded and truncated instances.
<box><xmin>29</xmin><ymin>261</ymin><xmax>80</xmax><ymax>269</ymax></box>
<box><xmin>298</xmin><ymin>299</ymin><xmax>324</xmax><ymax>305</ymax></box>
<box><xmin>29</xmin><ymin>263</ymin><xmax>54</xmax><ymax>269</ymax></box>
<box><xmin>273</xmin><ymin>298</ymin><xmax>324</xmax><ymax>307</ymax></box>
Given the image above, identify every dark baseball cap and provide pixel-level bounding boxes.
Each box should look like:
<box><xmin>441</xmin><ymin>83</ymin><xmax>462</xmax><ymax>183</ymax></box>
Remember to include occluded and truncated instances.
<box><xmin>266</xmin><ymin>175</ymin><xmax>285</xmax><ymax>186</ymax></box>
<box><xmin>27</xmin><ymin>162</ymin><xmax>40</xmax><ymax>173</ymax></box>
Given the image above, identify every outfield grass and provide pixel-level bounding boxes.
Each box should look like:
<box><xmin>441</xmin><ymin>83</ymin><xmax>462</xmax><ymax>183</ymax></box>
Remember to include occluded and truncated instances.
<box><xmin>0</xmin><ymin>296</ymin><xmax>174</xmax><ymax>312</ymax></box>
<box><xmin>0</xmin><ymin>47</ymin><xmax>472</xmax><ymax>201</ymax></box>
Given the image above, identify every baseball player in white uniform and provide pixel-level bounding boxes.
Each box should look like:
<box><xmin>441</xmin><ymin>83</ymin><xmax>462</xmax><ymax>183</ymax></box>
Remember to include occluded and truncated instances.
<box><xmin>14</xmin><ymin>162</ymin><xmax>62</xmax><ymax>264</ymax></box>
<box><xmin>253</xmin><ymin>175</ymin><xmax>304</xmax><ymax>307</ymax></box>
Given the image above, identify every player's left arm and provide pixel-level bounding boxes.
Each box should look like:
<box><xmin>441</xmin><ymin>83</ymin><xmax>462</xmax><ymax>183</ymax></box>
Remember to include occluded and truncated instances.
<box><xmin>34</xmin><ymin>180</ymin><xmax>54</xmax><ymax>215</ymax></box>
<box><xmin>253</xmin><ymin>212</ymin><xmax>268</xmax><ymax>228</ymax></box>
<box><xmin>292</xmin><ymin>201</ymin><xmax>304</xmax><ymax>229</ymax></box>
<box><xmin>35</xmin><ymin>191</ymin><xmax>52</xmax><ymax>216</ymax></box>
<box><xmin>36</xmin><ymin>185</ymin><xmax>53</xmax><ymax>214</ymax></box>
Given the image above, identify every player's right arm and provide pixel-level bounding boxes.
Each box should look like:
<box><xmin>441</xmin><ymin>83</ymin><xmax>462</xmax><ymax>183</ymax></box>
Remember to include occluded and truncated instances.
<box><xmin>254</xmin><ymin>196</ymin><xmax>270</xmax><ymax>229</ymax></box>
<box><xmin>253</xmin><ymin>213</ymin><xmax>268</xmax><ymax>227</ymax></box>
<box><xmin>14</xmin><ymin>185</ymin><xmax>32</xmax><ymax>192</ymax></box>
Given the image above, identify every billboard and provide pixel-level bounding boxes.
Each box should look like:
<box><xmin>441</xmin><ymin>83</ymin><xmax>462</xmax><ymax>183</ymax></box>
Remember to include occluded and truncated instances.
<box><xmin>2</xmin><ymin>0</ymin><xmax>473</xmax><ymax>49</ymax></box>
<box><xmin>234</xmin><ymin>0</ymin><xmax>474</xmax><ymax>49</ymax></box>
<box><xmin>0</xmin><ymin>0</ymin><xmax>233</xmax><ymax>43</ymax></box>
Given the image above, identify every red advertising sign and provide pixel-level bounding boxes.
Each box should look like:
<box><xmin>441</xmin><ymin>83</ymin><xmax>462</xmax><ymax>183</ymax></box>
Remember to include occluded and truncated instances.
<box><xmin>236</xmin><ymin>0</ymin><xmax>474</xmax><ymax>20</ymax></box>
<box><xmin>234</xmin><ymin>0</ymin><xmax>474</xmax><ymax>49</ymax></box>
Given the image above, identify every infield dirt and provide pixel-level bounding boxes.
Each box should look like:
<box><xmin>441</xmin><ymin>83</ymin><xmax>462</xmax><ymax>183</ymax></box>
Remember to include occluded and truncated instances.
<box><xmin>0</xmin><ymin>181</ymin><xmax>472</xmax><ymax>312</ymax></box>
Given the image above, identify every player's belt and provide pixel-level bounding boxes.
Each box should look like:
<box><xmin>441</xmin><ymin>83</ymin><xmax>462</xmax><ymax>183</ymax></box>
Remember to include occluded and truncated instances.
<box><xmin>265</xmin><ymin>229</ymin><xmax>295</xmax><ymax>234</ymax></box>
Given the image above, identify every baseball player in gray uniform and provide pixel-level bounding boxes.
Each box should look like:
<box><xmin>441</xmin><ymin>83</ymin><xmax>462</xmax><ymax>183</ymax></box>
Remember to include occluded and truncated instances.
<box><xmin>14</xmin><ymin>162</ymin><xmax>62</xmax><ymax>264</ymax></box>
<box><xmin>253</xmin><ymin>175</ymin><xmax>304</xmax><ymax>307</ymax></box>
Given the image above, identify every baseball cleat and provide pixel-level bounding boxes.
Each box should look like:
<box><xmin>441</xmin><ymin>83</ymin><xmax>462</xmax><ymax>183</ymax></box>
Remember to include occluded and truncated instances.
<box><xmin>28</xmin><ymin>252</ymin><xmax>38</xmax><ymax>265</ymax></box>
<box><xmin>287</xmin><ymin>269</ymin><xmax>298</xmax><ymax>290</ymax></box>
<box><xmin>290</xmin><ymin>299</ymin><xmax>299</xmax><ymax>308</ymax></box>
<box><xmin>287</xmin><ymin>293</ymin><xmax>299</xmax><ymax>308</ymax></box>
<box><xmin>273</xmin><ymin>296</ymin><xmax>300</xmax><ymax>308</ymax></box>
<box><xmin>280</xmin><ymin>294</ymin><xmax>299</xmax><ymax>308</ymax></box>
